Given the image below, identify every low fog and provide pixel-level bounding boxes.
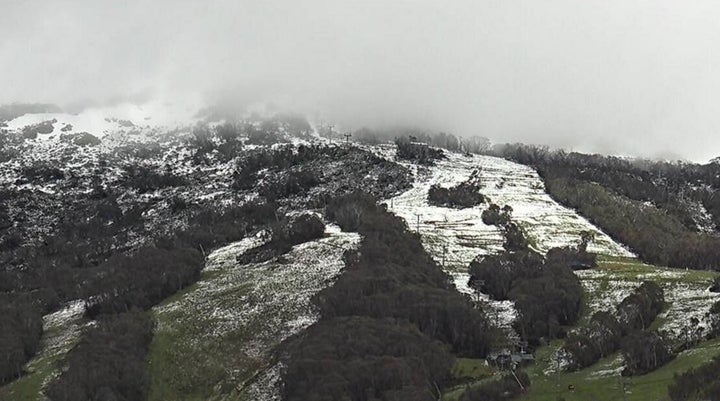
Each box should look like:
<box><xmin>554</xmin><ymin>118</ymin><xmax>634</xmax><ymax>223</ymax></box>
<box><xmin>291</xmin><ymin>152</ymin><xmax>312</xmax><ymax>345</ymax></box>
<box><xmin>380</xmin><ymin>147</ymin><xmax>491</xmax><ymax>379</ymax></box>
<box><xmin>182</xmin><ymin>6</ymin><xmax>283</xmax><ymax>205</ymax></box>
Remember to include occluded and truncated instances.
<box><xmin>3</xmin><ymin>1</ymin><xmax>720</xmax><ymax>162</ymax></box>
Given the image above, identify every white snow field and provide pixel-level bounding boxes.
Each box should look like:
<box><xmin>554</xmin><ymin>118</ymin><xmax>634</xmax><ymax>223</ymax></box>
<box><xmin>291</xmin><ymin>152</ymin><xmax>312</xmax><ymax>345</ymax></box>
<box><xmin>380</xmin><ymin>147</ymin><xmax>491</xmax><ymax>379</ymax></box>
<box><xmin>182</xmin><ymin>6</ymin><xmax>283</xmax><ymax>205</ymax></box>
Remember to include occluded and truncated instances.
<box><xmin>147</xmin><ymin>224</ymin><xmax>360</xmax><ymax>401</ymax></box>
<box><xmin>372</xmin><ymin>145</ymin><xmax>719</xmax><ymax>344</ymax></box>
<box><xmin>375</xmin><ymin>146</ymin><xmax>634</xmax><ymax>274</ymax></box>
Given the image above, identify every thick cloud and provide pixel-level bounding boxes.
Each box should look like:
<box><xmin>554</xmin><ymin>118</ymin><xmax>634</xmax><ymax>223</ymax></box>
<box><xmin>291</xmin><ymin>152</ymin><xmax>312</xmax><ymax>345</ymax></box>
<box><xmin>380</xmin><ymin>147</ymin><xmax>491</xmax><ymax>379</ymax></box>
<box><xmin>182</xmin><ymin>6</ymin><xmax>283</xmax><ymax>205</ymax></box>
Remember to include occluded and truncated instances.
<box><xmin>2</xmin><ymin>1</ymin><xmax>720</xmax><ymax>161</ymax></box>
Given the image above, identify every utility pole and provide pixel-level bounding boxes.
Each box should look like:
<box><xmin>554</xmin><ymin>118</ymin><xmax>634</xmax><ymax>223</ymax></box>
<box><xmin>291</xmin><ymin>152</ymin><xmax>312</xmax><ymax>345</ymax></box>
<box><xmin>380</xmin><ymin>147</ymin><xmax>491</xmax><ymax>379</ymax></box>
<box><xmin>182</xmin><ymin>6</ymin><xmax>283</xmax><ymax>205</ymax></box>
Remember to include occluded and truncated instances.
<box><xmin>343</xmin><ymin>132</ymin><xmax>351</xmax><ymax>144</ymax></box>
<box><xmin>327</xmin><ymin>124</ymin><xmax>335</xmax><ymax>143</ymax></box>
<box><xmin>415</xmin><ymin>213</ymin><xmax>421</xmax><ymax>233</ymax></box>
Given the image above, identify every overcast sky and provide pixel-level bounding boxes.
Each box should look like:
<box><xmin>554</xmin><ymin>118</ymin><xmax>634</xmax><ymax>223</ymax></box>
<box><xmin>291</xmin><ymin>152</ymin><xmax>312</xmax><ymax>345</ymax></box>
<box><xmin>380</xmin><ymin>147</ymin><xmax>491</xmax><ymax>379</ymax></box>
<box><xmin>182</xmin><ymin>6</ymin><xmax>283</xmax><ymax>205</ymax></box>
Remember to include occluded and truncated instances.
<box><xmin>2</xmin><ymin>1</ymin><xmax>720</xmax><ymax>161</ymax></box>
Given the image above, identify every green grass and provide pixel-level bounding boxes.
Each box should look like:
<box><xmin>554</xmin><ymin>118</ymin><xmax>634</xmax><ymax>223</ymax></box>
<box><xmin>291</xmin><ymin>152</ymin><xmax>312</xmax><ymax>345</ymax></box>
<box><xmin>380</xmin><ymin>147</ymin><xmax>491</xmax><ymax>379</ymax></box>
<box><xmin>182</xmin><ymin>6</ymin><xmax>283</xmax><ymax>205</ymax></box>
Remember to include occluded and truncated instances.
<box><xmin>523</xmin><ymin>338</ymin><xmax>720</xmax><ymax>401</ymax></box>
<box><xmin>147</xmin><ymin>234</ymin><xmax>355</xmax><ymax>401</ymax></box>
<box><xmin>147</xmin><ymin>270</ymin><xmax>258</xmax><ymax>401</ymax></box>
<box><xmin>442</xmin><ymin>257</ymin><xmax>720</xmax><ymax>401</ymax></box>
<box><xmin>0</xmin><ymin>322</ymin><xmax>85</xmax><ymax>401</ymax></box>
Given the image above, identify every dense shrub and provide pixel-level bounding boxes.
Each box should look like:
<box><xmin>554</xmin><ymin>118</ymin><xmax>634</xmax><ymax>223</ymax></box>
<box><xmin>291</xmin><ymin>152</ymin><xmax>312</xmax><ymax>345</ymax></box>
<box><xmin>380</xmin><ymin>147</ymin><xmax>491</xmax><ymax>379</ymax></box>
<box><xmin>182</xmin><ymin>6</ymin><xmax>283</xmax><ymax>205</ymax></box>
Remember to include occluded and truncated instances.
<box><xmin>563</xmin><ymin>311</ymin><xmax>624</xmax><ymax>370</ymax></box>
<box><xmin>259</xmin><ymin>169</ymin><xmax>320</xmax><ymax>200</ymax></box>
<box><xmin>545</xmin><ymin>245</ymin><xmax>597</xmax><ymax>270</ymax></box>
<box><xmin>282</xmin><ymin>317</ymin><xmax>453</xmax><ymax>401</ymax></box>
<box><xmin>616</xmin><ymin>281</ymin><xmax>664</xmax><ymax>332</ymax></box>
<box><xmin>469</xmin><ymin>227</ymin><xmax>585</xmax><ymax>344</ymax></box>
<box><xmin>563</xmin><ymin>281</ymin><xmax>665</xmax><ymax>371</ymax></box>
<box><xmin>668</xmin><ymin>355</ymin><xmax>720</xmax><ymax>401</ymax></box>
<box><xmin>481</xmin><ymin>204</ymin><xmax>512</xmax><ymax>226</ymax></box>
<box><xmin>495</xmin><ymin>143</ymin><xmax>720</xmax><ymax>271</ymax></box>
<box><xmin>85</xmin><ymin>246</ymin><xmax>203</xmax><ymax>318</ymax></box>
<box><xmin>0</xmin><ymin>298</ymin><xmax>43</xmax><ymax>384</ymax></box>
<box><xmin>288</xmin><ymin>214</ymin><xmax>325</xmax><ymax>244</ymax></box>
<box><xmin>283</xmin><ymin>193</ymin><xmax>498</xmax><ymax>401</ymax></box>
<box><xmin>123</xmin><ymin>165</ymin><xmax>187</xmax><ymax>193</ymax></box>
<box><xmin>45</xmin><ymin>311</ymin><xmax>154</xmax><ymax>401</ymax></box>
<box><xmin>318</xmin><ymin>194</ymin><xmax>494</xmax><ymax>356</ymax></box>
<box><xmin>710</xmin><ymin>276</ymin><xmax>720</xmax><ymax>293</ymax></box>
<box><xmin>427</xmin><ymin>170</ymin><xmax>485</xmax><ymax>208</ymax></box>
<box><xmin>621</xmin><ymin>330</ymin><xmax>674</xmax><ymax>376</ymax></box>
<box><xmin>707</xmin><ymin>300</ymin><xmax>720</xmax><ymax>339</ymax></box>
<box><xmin>20</xmin><ymin>164</ymin><xmax>64</xmax><ymax>182</ymax></box>
<box><xmin>237</xmin><ymin>214</ymin><xmax>325</xmax><ymax>264</ymax></box>
<box><xmin>395</xmin><ymin>137</ymin><xmax>444</xmax><ymax>165</ymax></box>
<box><xmin>325</xmin><ymin>192</ymin><xmax>378</xmax><ymax>232</ymax></box>
<box><xmin>21</xmin><ymin>119</ymin><xmax>56</xmax><ymax>139</ymax></box>
<box><xmin>459</xmin><ymin>372</ymin><xmax>530</xmax><ymax>401</ymax></box>
<box><xmin>61</xmin><ymin>132</ymin><xmax>101</xmax><ymax>147</ymax></box>
<box><xmin>468</xmin><ymin>250</ymin><xmax>544</xmax><ymax>300</ymax></box>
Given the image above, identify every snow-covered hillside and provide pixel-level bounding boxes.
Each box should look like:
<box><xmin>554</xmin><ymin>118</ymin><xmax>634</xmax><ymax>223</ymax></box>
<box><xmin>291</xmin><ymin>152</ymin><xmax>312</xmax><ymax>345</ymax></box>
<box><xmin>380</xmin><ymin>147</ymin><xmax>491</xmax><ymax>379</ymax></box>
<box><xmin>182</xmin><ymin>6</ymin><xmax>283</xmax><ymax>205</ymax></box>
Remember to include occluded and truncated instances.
<box><xmin>3</xmin><ymin>99</ymin><xmax>202</xmax><ymax>140</ymax></box>
<box><xmin>373</xmin><ymin>145</ymin><xmax>633</xmax><ymax>268</ymax></box>
<box><xmin>367</xmin><ymin>145</ymin><xmax>635</xmax><ymax>333</ymax></box>
<box><xmin>371</xmin><ymin>144</ymin><xmax>719</xmax><ymax>346</ymax></box>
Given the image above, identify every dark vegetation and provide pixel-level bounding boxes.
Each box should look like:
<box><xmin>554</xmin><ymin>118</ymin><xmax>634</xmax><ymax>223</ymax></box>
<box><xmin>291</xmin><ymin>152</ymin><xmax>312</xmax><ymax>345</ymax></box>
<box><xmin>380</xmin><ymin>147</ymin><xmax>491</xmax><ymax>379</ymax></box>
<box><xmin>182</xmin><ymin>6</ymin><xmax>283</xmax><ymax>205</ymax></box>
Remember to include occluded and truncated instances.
<box><xmin>620</xmin><ymin>330</ymin><xmax>674</xmax><ymax>376</ymax></box>
<box><xmin>45</xmin><ymin>311</ymin><xmax>154</xmax><ymax>401</ymax></box>
<box><xmin>710</xmin><ymin>276</ymin><xmax>720</xmax><ymax>292</ymax></box>
<box><xmin>459</xmin><ymin>372</ymin><xmax>530</xmax><ymax>401</ymax></box>
<box><xmin>282</xmin><ymin>317</ymin><xmax>455</xmax><ymax>401</ymax></box>
<box><xmin>668</xmin><ymin>355</ymin><xmax>720</xmax><ymax>401</ymax></box>
<box><xmin>237</xmin><ymin>213</ymin><xmax>326</xmax><ymax>264</ymax></box>
<box><xmin>394</xmin><ymin>136</ymin><xmax>445</xmax><ymax>165</ymax></box>
<box><xmin>282</xmin><ymin>193</ymin><xmax>499</xmax><ymax>401</ymax></box>
<box><xmin>60</xmin><ymin>132</ymin><xmax>101</xmax><ymax>147</ymax></box>
<box><xmin>0</xmin><ymin>199</ymin><xmax>278</xmax><ymax>391</ymax></box>
<box><xmin>1</xmin><ymin>121</ymin><xmax>413</xmax><ymax>396</ymax></box>
<box><xmin>427</xmin><ymin>169</ymin><xmax>486</xmax><ymax>208</ymax></box>
<box><xmin>19</xmin><ymin>164</ymin><xmax>64</xmax><ymax>182</ymax></box>
<box><xmin>123</xmin><ymin>165</ymin><xmax>187</xmax><ymax>193</ymax></box>
<box><xmin>562</xmin><ymin>282</ymin><xmax>667</xmax><ymax>373</ymax></box>
<box><xmin>188</xmin><ymin>115</ymin><xmax>313</xmax><ymax>164</ymax></box>
<box><xmin>470</xmin><ymin>205</ymin><xmax>584</xmax><ymax>344</ymax></box>
<box><xmin>494</xmin><ymin>144</ymin><xmax>720</xmax><ymax>271</ymax></box>
<box><xmin>21</xmin><ymin>119</ymin><xmax>56</xmax><ymax>139</ymax></box>
<box><xmin>707</xmin><ymin>300</ymin><xmax>720</xmax><ymax>340</ymax></box>
<box><xmin>233</xmin><ymin>144</ymin><xmax>411</xmax><ymax>206</ymax></box>
<box><xmin>337</xmin><ymin>125</ymin><xmax>491</xmax><ymax>154</ymax></box>
<box><xmin>0</xmin><ymin>298</ymin><xmax>43</xmax><ymax>384</ymax></box>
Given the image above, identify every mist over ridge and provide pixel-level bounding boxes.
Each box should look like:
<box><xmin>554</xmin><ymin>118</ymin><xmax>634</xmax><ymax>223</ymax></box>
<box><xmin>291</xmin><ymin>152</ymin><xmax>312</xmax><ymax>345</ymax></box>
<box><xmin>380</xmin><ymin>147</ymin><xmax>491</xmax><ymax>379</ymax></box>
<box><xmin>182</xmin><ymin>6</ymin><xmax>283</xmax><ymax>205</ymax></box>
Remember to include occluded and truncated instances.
<box><xmin>3</xmin><ymin>1</ymin><xmax>720</xmax><ymax>162</ymax></box>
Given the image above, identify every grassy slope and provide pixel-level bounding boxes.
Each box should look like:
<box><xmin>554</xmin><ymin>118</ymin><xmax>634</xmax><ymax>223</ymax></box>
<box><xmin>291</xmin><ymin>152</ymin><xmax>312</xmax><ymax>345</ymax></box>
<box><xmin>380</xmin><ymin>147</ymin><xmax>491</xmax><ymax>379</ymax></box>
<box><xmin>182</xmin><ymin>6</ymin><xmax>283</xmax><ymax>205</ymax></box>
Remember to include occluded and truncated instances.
<box><xmin>0</xmin><ymin>303</ymin><xmax>87</xmax><ymax>401</ymax></box>
<box><xmin>146</xmin><ymin>230</ymin><xmax>357</xmax><ymax>401</ymax></box>
<box><xmin>442</xmin><ymin>257</ymin><xmax>720</xmax><ymax>401</ymax></box>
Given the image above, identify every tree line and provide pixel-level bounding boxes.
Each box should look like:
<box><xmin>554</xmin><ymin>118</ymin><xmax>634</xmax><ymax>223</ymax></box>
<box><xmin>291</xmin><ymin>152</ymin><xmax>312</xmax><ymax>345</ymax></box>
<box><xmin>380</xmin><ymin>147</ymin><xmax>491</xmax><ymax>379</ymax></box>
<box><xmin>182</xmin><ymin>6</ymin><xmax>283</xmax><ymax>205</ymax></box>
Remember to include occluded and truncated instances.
<box><xmin>470</xmin><ymin>204</ymin><xmax>585</xmax><ymax>345</ymax></box>
<box><xmin>562</xmin><ymin>281</ymin><xmax>668</xmax><ymax>374</ymax></box>
<box><xmin>43</xmin><ymin>199</ymin><xmax>281</xmax><ymax>400</ymax></box>
<box><xmin>668</xmin><ymin>355</ymin><xmax>720</xmax><ymax>401</ymax></box>
<box><xmin>493</xmin><ymin>143</ymin><xmax>720</xmax><ymax>271</ymax></box>
<box><xmin>428</xmin><ymin>169</ymin><xmax>487</xmax><ymax>209</ymax></box>
<box><xmin>281</xmin><ymin>192</ymin><xmax>501</xmax><ymax>401</ymax></box>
